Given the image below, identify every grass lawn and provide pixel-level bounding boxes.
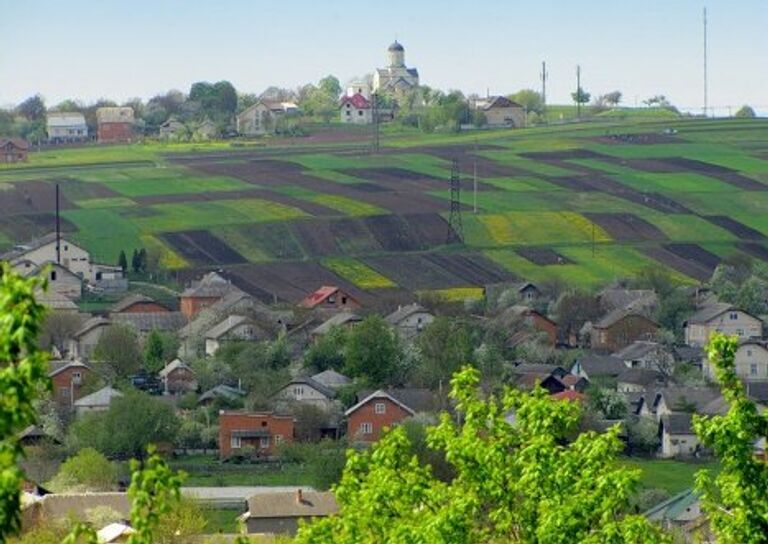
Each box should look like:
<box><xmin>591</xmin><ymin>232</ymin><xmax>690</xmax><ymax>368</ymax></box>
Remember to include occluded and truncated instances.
<box><xmin>322</xmin><ymin>257</ymin><xmax>397</xmax><ymax>289</ymax></box>
<box><xmin>620</xmin><ymin>458</ymin><xmax>718</xmax><ymax>495</ymax></box>
<box><xmin>202</xmin><ymin>508</ymin><xmax>240</xmax><ymax>533</ymax></box>
<box><xmin>62</xmin><ymin>208</ymin><xmax>143</xmax><ymax>263</ymax></box>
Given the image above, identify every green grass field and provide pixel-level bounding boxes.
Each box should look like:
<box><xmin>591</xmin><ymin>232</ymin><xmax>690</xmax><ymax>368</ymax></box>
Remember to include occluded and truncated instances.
<box><xmin>621</xmin><ymin>458</ymin><xmax>718</xmax><ymax>495</ymax></box>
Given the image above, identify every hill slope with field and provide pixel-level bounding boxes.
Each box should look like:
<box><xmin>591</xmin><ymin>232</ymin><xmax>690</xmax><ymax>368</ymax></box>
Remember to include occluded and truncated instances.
<box><xmin>2</xmin><ymin>117</ymin><xmax>768</xmax><ymax>306</ymax></box>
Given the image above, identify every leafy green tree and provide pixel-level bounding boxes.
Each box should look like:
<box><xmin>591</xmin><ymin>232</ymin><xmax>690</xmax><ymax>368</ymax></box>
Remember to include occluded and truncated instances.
<box><xmin>604</xmin><ymin>90</ymin><xmax>623</xmax><ymax>106</ymax></box>
<box><xmin>344</xmin><ymin>316</ymin><xmax>403</xmax><ymax>386</ymax></box>
<box><xmin>571</xmin><ymin>86</ymin><xmax>591</xmax><ymax>105</ymax></box>
<box><xmin>144</xmin><ymin>330</ymin><xmax>166</xmax><ymax>374</ymax></box>
<box><xmin>734</xmin><ymin>105</ymin><xmax>756</xmax><ymax>118</ymax></box>
<box><xmin>46</xmin><ymin>448</ymin><xmax>117</xmax><ymax>492</ymax></box>
<box><xmin>296</xmin><ymin>367</ymin><xmax>668</xmax><ymax>543</ymax></box>
<box><xmin>69</xmin><ymin>390</ymin><xmax>178</xmax><ymax>459</ymax></box>
<box><xmin>693</xmin><ymin>333</ymin><xmax>768</xmax><ymax>542</ymax></box>
<box><xmin>509</xmin><ymin>89</ymin><xmax>543</xmax><ymax>114</ymax></box>
<box><xmin>625</xmin><ymin>415</ymin><xmax>661</xmax><ymax>456</ymax></box>
<box><xmin>736</xmin><ymin>276</ymin><xmax>767</xmax><ymax>316</ymax></box>
<box><xmin>16</xmin><ymin>94</ymin><xmax>46</xmax><ymax>120</ymax></box>
<box><xmin>0</xmin><ymin>264</ymin><xmax>50</xmax><ymax>539</ymax></box>
<box><xmin>304</xmin><ymin>325</ymin><xmax>348</xmax><ymax>372</ymax></box>
<box><xmin>318</xmin><ymin>75</ymin><xmax>342</xmax><ymax>98</ymax></box>
<box><xmin>93</xmin><ymin>323</ymin><xmax>143</xmax><ymax>379</ymax></box>
<box><xmin>413</xmin><ymin>317</ymin><xmax>473</xmax><ymax>388</ymax></box>
<box><xmin>586</xmin><ymin>386</ymin><xmax>628</xmax><ymax>420</ymax></box>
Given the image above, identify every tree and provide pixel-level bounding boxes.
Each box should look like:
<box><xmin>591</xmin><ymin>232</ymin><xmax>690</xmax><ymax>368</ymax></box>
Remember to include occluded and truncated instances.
<box><xmin>69</xmin><ymin>390</ymin><xmax>178</xmax><ymax>459</ymax></box>
<box><xmin>734</xmin><ymin>105</ymin><xmax>756</xmax><ymax>118</ymax></box>
<box><xmin>509</xmin><ymin>89</ymin><xmax>543</xmax><ymax>114</ymax></box>
<box><xmin>93</xmin><ymin>323</ymin><xmax>143</xmax><ymax>379</ymax></box>
<box><xmin>117</xmin><ymin>250</ymin><xmax>128</xmax><ymax>273</ymax></box>
<box><xmin>586</xmin><ymin>386</ymin><xmax>628</xmax><ymax>420</ymax></box>
<box><xmin>16</xmin><ymin>94</ymin><xmax>46</xmax><ymax>121</ymax></box>
<box><xmin>604</xmin><ymin>91</ymin><xmax>623</xmax><ymax>106</ymax></box>
<box><xmin>0</xmin><ymin>264</ymin><xmax>50</xmax><ymax>539</ymax></box>
<box><xmin>38</xmin><ymin>311</ymin><xmax>83</xmax><ymax>355</ymax></box>
<box><xmin>625</xmin><ymin>415</ymin><xmax>660</xmax><ymax>455</ymax></box>
<box><xmin>693</xmin><ymin>333</ymin><xmax>768</xmax><ymax>542</ymax></box>
<box><xmin>303</xmin><ymin>325</ymin><xmax>348</xmax><ymax>372</ymax></box>
<box><xmin>344</xmin><ymin>316</ymin><xmax>402</xmax><ymax>386</ymax></box>
<box><xmin>413</xmin><ymin>317</ymin><xmax>473</xmax><ymax>388</ymax></box>
<box><xmin>552</xmin><ymin>290</ymin><xmax>601</xmax><ymax>341</ymax></box>
<box><xmin>213</xmin><ymin>81</ymin><xmax>238</xmax><ymax>115</ymax></box>
<box><xmin>318</xmin><ymin>75</ymin><xmax>342</xmax><ymax>98</ymax></box>
<box><xmin>571</xmin><ymin>87</ymin><xmax>591</xmax><ymax>105</ymax></box>
<box><xmin>144</xmin><ymin>330</ymin><xmax>166</xmax><ymax>374</ymax></box>
<box><xmin>131</xmin><ymin>249</ymin><xmax>140</xmax><ymax>273</ymax></box>
<box><xmin>296</xmin><ymin>367</ymin><xmax>668</xmax><ymax>543</ymax></box>
<box><xmin>46</xmin><ymin>448</ymin><xmax>117</xmax><ymax>492</ymax></box>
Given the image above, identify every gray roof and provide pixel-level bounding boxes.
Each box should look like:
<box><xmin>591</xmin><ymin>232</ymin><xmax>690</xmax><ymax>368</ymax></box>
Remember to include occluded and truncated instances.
<box><xmin>110</xmin><ymin>294</ymin><xmax>161</xmax><ymax>313</ymax></box>
<box><xmin>73</xmin><ymin>386</ymin><xmax>123</xmax><ymax>408</ymax></box>
<box><xmin>661</xmin><ymin>412</ymin><xmax>695</xmax><ymax>435</ymax></box>
<box><xmin>575</xmin><ymin>355</ymin><xmax>627</xmax><ymax>377</ymax></box>
<box><xmin>311</xmin><ymin>369</ymin><xmax>351</xmax><ymax>389</ymax></box>
<box><xmin>654</xmin><ymin>387</ymin><xmax>722</xmax><ymax>414</ymax></box>
<box><xmin>352</xmin><ymin>388</ymin><xmax>437</xmax><ymax>414</ymax></box>
<box><xmin>385</xmin><ymin>303</ymin><xmax>431</xmax><ymax>326</ymax></box>
<box><xmin>181</xmin><ymin>272</ymin><xmax>239</xmax><ymax>298</ymax></box>
<box><xmin>205</xmin><ymin>315</ymin><xmax>252</xmax><ymax>340</ymax></box>
<box><xmin>245</xmin><ymin>490</ymin><xmax>337</xmax><ymax>519</ymax></box>
<box><xmin>747</xmin><ymin>382</ymin><xmax>768</xmax><ymax>404</ymax></box>
<box><xmin>388</xmin><ymin>41</ymin><xmax>404</xmax><ymax>51</ymax></box>
<box><xmin>311</xmin><ymin>311</ymin><xmax>361</xmax><ymax>336</ymax></box>
<box><xmin>509</xmin><ymin>362</ymin><xmax>568</xmax><ymax>377</ymax></box>
<box><xmin>110</xmin><ymin>312</ymin><xmax>185</xmax><ymax>333</ymax></box>
<box><xmin>1</xmin><ymin>232</ymin><xmax>78</xmax><ymax>261</ymax></box>
<box><xmin>46</xmin><ymin>112</ymin><xmax>86</xmax><ymax>127</ymax></box>
<box><xmin>37</xmin><ymin>291</ymin><xmax>79</xmax><ymax>311</ymax></box>
<box><xmin>598</xmin><ymin>288</ymin><xmax>657</xmax><ymax>312</ymax></box>
<box><xmin>158</xmin><ymin>358</ymin><xmax>194</xmax><ymax>378</ymax></box>
<box><xmin>72</xmin><ymin>316</ymin><xmax>111</xmax><ymax>339</ymax></box>
<box><xmin>198</xmin><ymin>384</ymin><xmax>245</xmax><ymax>404</ymax></box>
<box><xmin>617</xmin><ymin>368</ymin><xmax>664</xmax><ymax>387</ymax></box>
<box><xmin>594</xmin><ymin>307</ymin><xmax>657</xmax><ymax>329</ymax></box>
<box><xmin>613</xmin><ymin>341</ymin><xmax>663</xmax><ymax>361</ymax></box>
<box><xmin>48</xmin><ymin>360</ymin><xmax>90</xmax><ymax>377</ymax></box>
<box><xmin>278</xmin><ymin>376</ymin><xmax>336</xmax><ymax>399</ymax></box>
<box><xmin>644</xmin><ymin>488</ymin><xmax>701</xmax><ymax>522</ymax></box>
<box><xmin>685</xmin><ymin>302</ymin><xmax>736</xmax><ymax>324</ymax></box>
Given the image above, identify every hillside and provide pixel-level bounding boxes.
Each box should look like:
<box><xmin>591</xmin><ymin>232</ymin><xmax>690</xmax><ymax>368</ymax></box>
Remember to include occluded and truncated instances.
<box><xmin>2</xmin><ymin>117</ymin><xmax>768</xmax><ymax>306</ymax></box>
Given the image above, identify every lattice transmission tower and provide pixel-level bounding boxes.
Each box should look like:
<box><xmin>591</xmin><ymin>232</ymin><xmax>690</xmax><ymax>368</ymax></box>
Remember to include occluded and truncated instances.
<box><xmin>446</xmin><ymin>158</ymin><xmax>464</xmax><ymax>244</ymax></box>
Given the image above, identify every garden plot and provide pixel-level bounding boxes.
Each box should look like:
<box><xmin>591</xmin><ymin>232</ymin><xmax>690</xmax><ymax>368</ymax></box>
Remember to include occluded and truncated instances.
<box><xmin>322</xmin><ymin>257</ymin><xmax>397</xmax><ymax>289</ymax></box>
<box><xmin>421</xmin><ymin>253</ymin><xmax>514</xmax><ymax>285</ymax></box>
<box><xmin>161</xmin><ymin>230</ymin><xmax>247</xmax><ymax>266</ymax></box>
<box><xmin>663</xmin><ymin>243</ymin><xmax>721</xmax><ymax>272</ymax></box>
<box><xmin>515</xmin><ymin>247</ymin><xmax>573</xmax><ymax>265</ymax></box>
<box><xmin>704</xmin><ymin>216</ymin><xmax>766</xmax><ymax>241</ymax></box>
<box><xmin>0</xmin><ymin>180</ymin><xmax>75</xmax><ymax>216</ymax></box>
<box><xmin>584</xmin><ymin>213</ymin><xmax>668</xmax><ymax>241</ymax></box>
<box><xmin>0</xmin><ymin>213</ymin><xmax>77</xmax><ymax>242</ymax></box>
<box><xmin>737</xmin><ymin>243</ymin><xmax>768</xmax><ymax>262</ymax></box>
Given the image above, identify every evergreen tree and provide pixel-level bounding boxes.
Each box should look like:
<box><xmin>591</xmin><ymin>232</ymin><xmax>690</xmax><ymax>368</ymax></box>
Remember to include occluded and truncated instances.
<box><xmin>131</xmin><ymin>249</ymin><xmax>140</xmax><ymax>273</ymax></box>
<box><xmin>144</xmin><ymin>330</ymin><xmax>166</xmax><ymax>374</ymax></box>
<box><xmin>117</xmin><ymin>250</ymin><xmax>128</xmax><ymax>272</ymax></box>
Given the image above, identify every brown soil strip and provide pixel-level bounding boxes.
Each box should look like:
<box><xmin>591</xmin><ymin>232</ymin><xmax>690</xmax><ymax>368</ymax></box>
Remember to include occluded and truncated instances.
<box><xmin>704</xmin><ymin>216</ymin><xmax>766</xmax><ymax>240</ymax></box>
<box><xmin>642</xmin><ymin>247</ymin><xmax>713</xmax><ymax>282</ymax></box>
<box><xmin>737</xmin><ymin>243</ymin><xmax>768</xmax><ymax>262</ymax></box>
<box><xmin>162</xmin><ymin>230</ymin><xmax>247</xmax><ymax>266</ymax></box>
<box><xmin>515</xmin><ymin>247</ymin><xmax>574</xmax><ymax>265</ymax></box>
<box><xmin>584</xmin><ymin>213</ymin><xmax>669</xmax><ymax>241</ymax></box>
<box><xmin>663</xmin><ymin>243</ymin><xmax>721</xmax><ymax>273</ymax></box>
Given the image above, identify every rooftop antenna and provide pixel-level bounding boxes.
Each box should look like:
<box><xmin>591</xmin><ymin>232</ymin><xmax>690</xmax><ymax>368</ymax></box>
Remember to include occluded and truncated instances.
<box><xmin>55</xmin><ymin>183</ymin><xmax>61</xmax><ymax>264</ymax></box>
<box><xmin>703</xmin><ymin>6</ymin><xmax>708</xmax><ymax>117</ymax></box>
<box><xmin>541</xmin><ymin>61</ymin><xmax>548</xmax><ymax>124</ymax></box>
<box><xmin>446</xmin><ymin>158</ymin><xmax>464</xmax><ymax>244</ymax></box>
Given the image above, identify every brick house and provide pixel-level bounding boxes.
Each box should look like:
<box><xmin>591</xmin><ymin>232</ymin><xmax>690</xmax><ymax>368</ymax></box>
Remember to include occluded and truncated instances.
<box><xmin>684</xmin><ymin>303</ymin><xmax>763</xmax><ymax>347</ymax></box>
<box><xmin>591</xmin><ymin>309</ymin><xmax>659</xmax><ymax>352</ymax></box>
<box><xmin>345</xmin><ymin>389</ymin><xmax>435</xmax><ymax>443</ymax></box>
<box><xmin>0</xmin><ymin>138</ymin><xmax>29</xmax><ymax>163</ymax></box>
<box><xmin>298</xmin><ymin>286</ymin><xmax>361</xmax><ymax>311</ymax></box>
<box><xmin>48</xmin><ymin>361</ymin><xmax>92</xmax><ymax>408</ymax></box>
<box><xmin>96</xmin><ymin>107</ymin><xmax>135</xmax><ymax>143</ymax></box>
<box><xmin>180</xmin><ymin>272</ymin><xmax>240</xmax><ymax>318</ymax></box>
<box><xmin>506</xmin><ymin>306</ymin><xmax>557</xmax><ymax>347</ymax></box>
<box><xmin>219</xmin><ymin>411</ymin><xmax>294</xmax><ymax>459</ymax></box>
<box><xmin>110</xmin><ymin>294</ymin><xmax>170</xmax><ymax>314</ymax></box>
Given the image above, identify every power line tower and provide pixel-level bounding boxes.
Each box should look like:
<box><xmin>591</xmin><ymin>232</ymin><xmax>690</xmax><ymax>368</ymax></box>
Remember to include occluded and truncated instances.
<box><xmin>541</xmin><ymin>61</ymin><xmax>548</xmax><ymax>123</ymax></box>
<box><xmin>371</xmin><ymin>92</ymin><xmax>380</xmax><ymax>153</ymax></box>
<box><xmin>446</xmin><ymin>158</ymin><xmax>464</xmax><ymax>244</ymax></box>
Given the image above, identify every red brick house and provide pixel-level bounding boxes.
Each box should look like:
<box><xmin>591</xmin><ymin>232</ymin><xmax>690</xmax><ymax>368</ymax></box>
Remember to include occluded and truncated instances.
<box><xmin>96</xmin><ymin>107</ymin><xmax>135</xmax><ymax>143</ymax></box>
<box><xmin>110</xmin><ymin>294</ymin><xmax>170</xmax><ymax>314</ymax></box>
<box><xmin>345</xmin><ymin>389</ymin><xmax>435</xmax><ymax>443</ymax></box>
<box><xmin>180</xmin><ymin>272</ymin><xmax>241</xmax><ymax>318</ymax></box>
<box><xmin>298</xmin><ymin>286</ymin><xmax>361</xmax><ymax>311</ymax></box>
<box><xmin>48</xmin><ymin>361</ymin><xmax>92</xmax><ymax>408</ymax></box>
<box><xmin>219</xmin><ymin>411</ymin><xmax>294</xmax><ymax>459</ymax></box>
<box><xmin>591</xmin><ymin>309</ymin><xmax>659</xmax><ymax>352</ymax></box>
<box><xmin>0</xmin><ymin>138</ymin><xmax>29</xmax><ymax>163</ymax></box>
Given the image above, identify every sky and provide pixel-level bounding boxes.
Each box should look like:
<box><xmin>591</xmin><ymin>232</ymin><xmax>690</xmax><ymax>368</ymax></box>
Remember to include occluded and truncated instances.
<box><xmin>1</xmin><ymin>0</ymin><xmax>767</xmax><ymax>114</ymax></box>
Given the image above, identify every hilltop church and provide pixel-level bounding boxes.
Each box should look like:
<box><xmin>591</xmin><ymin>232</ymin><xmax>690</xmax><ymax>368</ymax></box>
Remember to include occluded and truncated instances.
<box><xmin>372</xmin><ymin>41</ymin><xmax>419</xmax><ymax>93</ymax></box>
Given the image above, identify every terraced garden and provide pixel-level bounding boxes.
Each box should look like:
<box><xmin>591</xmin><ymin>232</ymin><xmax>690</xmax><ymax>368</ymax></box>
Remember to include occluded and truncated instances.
<box><xmin>2</xmin><ymin>117</ymin><xmax>768</xmax><ymax>305</ymax></box>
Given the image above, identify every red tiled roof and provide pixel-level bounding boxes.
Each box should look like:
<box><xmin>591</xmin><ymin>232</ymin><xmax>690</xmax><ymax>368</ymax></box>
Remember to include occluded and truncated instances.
<box><xmin>340</xmin><ymin>93</ymin><xmax>371</xmax><ymax>110</ymax></box>
<box><xmin>560</xmin><ymin>374</ymin><xmax>583</xmax><ymax>387</ymax></box>
<box><xmin>299</xmin><ymin>286</ymin><xmax>341</xmax><ymax>308</ymax></box>
<box><xmin>551</xmin><ymin>390</ymin><xmax>586</xmax><ymax>402</ymax></box>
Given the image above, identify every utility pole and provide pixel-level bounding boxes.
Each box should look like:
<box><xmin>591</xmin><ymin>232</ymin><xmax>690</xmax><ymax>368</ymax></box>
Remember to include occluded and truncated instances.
<box><xmin>55</xmin><ymin>183</ymin><xmax>61</xmax><ymax>264</ymax></box>
<box><xmin>576</xmin><ymin>65</ymin><xmax>582</xmax><ymax>119</ymax></box>
<box><xmin>371</xmin><ymin>92</ymin><xmax>380</xmax><ymax>153</ymax></box>
<box><xmin>541</xmin><ymin>61</ymin><xmax>548</xmax><ymax>123</ymax></box>
<box><xmin>473</xmin><ymin>139</ymin><xmax>478</xmax><ymax>214</ymax></box>
<box><xmin>703</xmin><ymin>6</ymin><xmax>708</xmax><ymax>117</ymax></box>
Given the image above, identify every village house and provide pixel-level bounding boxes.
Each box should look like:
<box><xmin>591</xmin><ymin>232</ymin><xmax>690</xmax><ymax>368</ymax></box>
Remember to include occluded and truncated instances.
<box><xmin>96</xmin><ymin>107</ymin><xmax>135</xmax><ymax>143</ymax></box>
<box><xmin>158</xmin><ymin>359</ymin><xmax>198</xmax><ymax>395</ymax></box>
<box><xmin>345</xmin><ymin>388</ymin><xmax>436</xmax><ymax>443</ymax></box>
<box><xmin>590</xmin><ymin>308</ymin><xmax>659</xmax><ymax>352</ymax></box>
<box><xmin>310</xmin><ymin>311</ymin><xmax>362</xmax><ymax>342</ymax></box>
<box><xmin>616</xmin><ymin>368</ymin><xmax>665</xmax><ymax>393</ymax></box>
<box><xmin>644</xmin><ymin>489</ymin><xmax>712</xmax><ymax>541</ymax></box>
<box><xmin>73</xmin><ymin>386</ymin><xmax>123</xmax><ymax>415</ymax></box>
<box><xmin>613</xmin><ymin>340</ymin><xmax>673</xmax><ymax>371</ymax></box>
<box><xmin>684</xmin><ymin>303</ymin><xmax>763</xmax><ymax>347</ymax></box>
<box><xmin>110</xmin><ymin>312</ymin><xmax>186</xmax><ymax>338</ymax></box>
<box><xmin>653</xmin><ymin>387</ymin><xmax>724</xmax><ymax>420</ymax></box>
<box><xmin>239</xmin><ymin>489</ymin><xmax>338</xmax><ymax>536</ymax></box>
<box><xmin>197</xmin><ymin>384</ymin><xmax>246</xmax><ymax>406</ymax></box>
<box><xmin>659</xmin><ymin>413</ymin><xmax>701</xmax><ymax>458</ymax></box>
<box><xmin>17</xmin><ymin>261</ymin><xmax>82</xmax><ymax>300</ymax></box>
<box><xmin>48</xmin><ymin>360</ymin><xmax>92</xmax><ymax>408</ymax></box>
<box><xmin>373</xmin><ymin>41</ymin><xmax>419</xmax><ymax>93</ymax></box>
<box><xmin>703</xmin><ymin>339</ymin><xmax>768</xmax><ymax>383</ymax></box>
<box><xmin>21</xmin><ymin>492</ymin><xmax>130</xmax><ymax>533</ymax></box>
<box><xmin>158</xmin><ymin>117</ymin><xmax>186</xmax><ymax>139</ymax></box>
<box><xmin>514</xmin><ymin>281</ymin><xmax>541</xmax><ymax>304</ymax></box>
<box><xmin>110</xmin><ymin>294</ymin><xmax>170</xmax><ymax>314</ymax></box>
<box><xmin>218</xmin><ymin>410</ymin><xmax>294</xmax><ymax>459</ymax></box>
<box><xmin>68</xmin><ymin>316</ymin><xmax>111</xmax><ymax>361</ymax></box>
<box><xmin>204</xmin><ymin>314</ymin><xmax>266</xmax><ymax>356</ymax></box>
<box><xmin>36</xmin><ymin>291</ymin><xmax>79</xmax><ymax>314</ymax></box>
<box><xmin>310</xmin><ymin>369</ymin><xmax>351</xmax><ymax>391</ymax></box>
<box><xmin>473</xmin><ymin>96</ymin><xmax>526</xmax><ymax>128</ymax></box>
<box><xmin>339</xmin><ymin>93</ymin><xmax>372</xmax><ymax>124</ymax></box>
<box><xmin>0</xmin><ymin>137</ymin><xmax>29</xmax><ymax>163</ymax></box>
<box><xmin>598</xmin><ymin>287</ymin><xmax>658</xmax><ymax>314</ymax></box>
<box><xmin>179</xmin><ymin>271</ymin><xmax>240</xmax><ymax>318</ymax></box>
<box><xmin>299</xmin><ymin>285</ymin><xmax>361</xmax><ymax>311</ymax></box>
<box><xmin>236</xmin><ymin>100</ymin><xmax>298</xmax><ymax>136</ymax></box>
<box><xmin>509</xmin><ymin>363</ymin><xmax>586</xmax><ymax>394</ymax></box>
<box><xmin>506</xmin><ymin>306</ymin><xmax>558</xmax><ymax>347</ymax></box>
<box><xmin>571</xmin><ymin>354</ymin><xmax>628</xmax><ymax>382</ymax></box>
<box><xmin>272</xmin><ymin>376</ymin><xmax>337</xmax><ymax>411</ymax></box>
<box><xmin>385</xmin><ymin>303</ymin><xmax>434</xmax><ymax>340</ymax></box>
<box><xmin>46</xmin><ymin>112</ymin><xmax>88</xmax><ymax>143</ymax></box>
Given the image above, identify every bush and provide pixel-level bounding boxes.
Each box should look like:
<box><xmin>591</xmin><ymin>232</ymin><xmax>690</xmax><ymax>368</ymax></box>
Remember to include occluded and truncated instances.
<box><xmin>46</xmin><ymin>448</ymin><xmax>117</xmax><ymax>492</ymax></box>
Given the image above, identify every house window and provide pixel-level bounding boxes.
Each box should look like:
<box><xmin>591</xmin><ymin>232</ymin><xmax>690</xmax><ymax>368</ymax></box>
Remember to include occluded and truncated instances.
<box><xmin>747</xmin><ymin>349</ymin><xmax>753</xmax><ymax>357</ymax></box>
<box><xmin>346</xmin><ymin>110</ymin><xmax>351</xmax><ymax>116</ymax></box>
<box><xmin>230</xmin><ymin>436</ymin><xmax>241</xmax><ymax>449</ymax></box>
<box><xmin>50</xmin><ymin>270</ymin><xmax>57</xmax><ymax>281</ymax></box>
<box><xmin>341</xmin><ymin>296</ymin><xmax>348</xmax><ymax>304</ymax></box>
<box><xmin>293</xmin><ymin>386</ymin><xmax>304</xmax><ymax>396</ymax></box>
<box><xmin>374</xmin><ymin>402</ymin><xmax>386</xmax><ymax>414</ymax></box>
<box><xmin>736</xmin><ymin>329</ymin><xmax>745</xmax><ymax>337</ymax></box>
<box><xmin>259</xmin><ymin>436</ymin><xmax>270</xmax><ymax>449</ymax></box>
<box><xmin>59</xmin><ymin>386</ymin><xmax>70</xmax><ymax>399</ymax></box>
<box><xmin>72</xmin><ymin>371</ymin><xmax>82</xmax><ymax>383</ymax></box>
<box><xmin>328</xmin><ymin>296</ymin><xmax>336</xmax><ymax>304</ymax></box>
<box><xmin>750</xmin><ymin>363</ymin><xmax>758</xmax><ymax>376</ymax></box>
<box><xmin>360</xmin><ymin>422</ymin><xmax>373</xmax><ymax>435</ymax></box>
<box><xmin>261</xmin><ymin>421</ymin><xmax>267</xmax><ymax>427</ymax></box>
<box><xmin>64</xmin><ymin>245</ymin><xmax>68</xmax><ymax>251</ymax></box>
<box><xmin>730</xmin><ymin>312</ymin><xmax>738</xmax><ymax>320</ymax></box>
<box><xmin>358</xmin><ymin>110</ymin><xmax>363</xmax><ymax>116</ymax></box>
<box><xmin>274</xmin><ymin>435</ymin><xmax>283</xmax><ymax>444</ymax></box>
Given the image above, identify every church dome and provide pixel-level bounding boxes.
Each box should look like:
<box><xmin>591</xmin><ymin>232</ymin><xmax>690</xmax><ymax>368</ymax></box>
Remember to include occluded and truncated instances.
<box><xmin>388</xmin><ymin>41</ymin><xmax>404</xmax><ymax>52</ymax></box>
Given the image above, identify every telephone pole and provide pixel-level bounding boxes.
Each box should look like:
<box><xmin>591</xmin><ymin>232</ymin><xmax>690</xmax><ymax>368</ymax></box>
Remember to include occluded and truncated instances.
<box><xmin>703</xmin><ymin>7</ymin><xmax>708</xmax><ymax>117</ymax></box>
<box><xmin>371</xmin><ymin>92</ymin><xmax>380</xmax><ymax>153</ymax></box>
<box><xmin>541</xmin><ymin>61</ymin><xmax>548</xmax><ymax>123</ymax></box>
<box><xmin>473</xmin><ymin>139</ymin><xmax>478</xmax><ymax>214</ymax></box>
<box><xmin>576</xmin><ymin>65</ymin><xmax>582</xmax><ymax>119</ymax></box>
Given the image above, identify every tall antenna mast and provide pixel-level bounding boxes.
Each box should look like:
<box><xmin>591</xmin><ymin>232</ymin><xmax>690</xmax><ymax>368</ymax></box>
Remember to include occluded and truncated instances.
<box><xmin>703</xmin><ymin>6</ymin><xmax>708</xmax><ymax>117</ymax></box>
<box><xmin>446</xmin><ymin>158</ymin><xmax>464</xmax><ymax>244</ymax></box>
<box><xmin>55</xmin><ymin>183</ymin><xmax>61</xmax><ymax>264</ymax></box>
<box><xmin>576</xmin><ymin>65</ymin><xmax>582</xmax><ymax>119</ymax></box>
<box><xmin>541</xmin><ymin>61</ymin><xmax>548</xmax><ymax>123</ymax></box>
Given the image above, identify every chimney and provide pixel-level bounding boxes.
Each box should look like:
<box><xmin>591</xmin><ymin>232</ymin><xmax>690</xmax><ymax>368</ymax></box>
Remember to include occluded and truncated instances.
<box><xmin>296</xmin><ymin>488</ymin><xmax>304</xmax><ymax>504</ymax></box>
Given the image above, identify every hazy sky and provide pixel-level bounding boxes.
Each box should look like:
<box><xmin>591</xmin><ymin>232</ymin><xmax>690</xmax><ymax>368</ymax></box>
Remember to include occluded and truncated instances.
<box><xmin>2</xmin><ymin>0</ymin><xmax>766</xmax><ymax>113</ymax></box>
